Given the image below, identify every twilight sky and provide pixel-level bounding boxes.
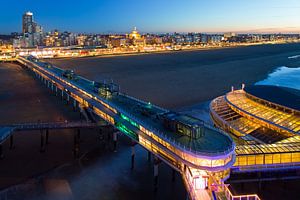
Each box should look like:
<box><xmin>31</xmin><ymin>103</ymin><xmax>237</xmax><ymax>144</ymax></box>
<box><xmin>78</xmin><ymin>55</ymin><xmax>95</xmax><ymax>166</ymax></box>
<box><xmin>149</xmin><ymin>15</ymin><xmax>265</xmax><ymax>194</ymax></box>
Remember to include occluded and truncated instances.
<box><xmin>0</xmin><ymin>0</ymin><xmax>300</xmax><ymax>34</ymax></box>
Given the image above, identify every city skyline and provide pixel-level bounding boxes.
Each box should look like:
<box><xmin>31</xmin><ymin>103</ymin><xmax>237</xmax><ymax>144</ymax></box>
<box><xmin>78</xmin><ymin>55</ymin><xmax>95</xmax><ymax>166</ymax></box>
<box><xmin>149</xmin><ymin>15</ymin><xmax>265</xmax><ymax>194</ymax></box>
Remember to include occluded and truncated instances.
<box><xmin>0</xmin><ymin>0</ymin><xmax>300</xmax><ymax>34</ymax></box>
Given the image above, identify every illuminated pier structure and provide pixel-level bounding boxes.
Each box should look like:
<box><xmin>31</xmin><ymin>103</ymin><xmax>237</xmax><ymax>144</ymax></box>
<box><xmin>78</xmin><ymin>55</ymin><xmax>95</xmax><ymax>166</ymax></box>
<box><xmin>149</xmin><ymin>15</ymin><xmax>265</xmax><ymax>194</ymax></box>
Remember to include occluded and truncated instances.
<box><xmin>210</xmin><ymin>85</ymin><xmax>300</xmax><ymax>170</ymax></box>
<box><xmin>15</xmin><ymin>56</ymin><xmax>235</xmax><ymax>200</ymax></box>
<box><xmin>210</xmin><ymin>85</ymin><xmax>299</xmax><ymax>199</ymax></box>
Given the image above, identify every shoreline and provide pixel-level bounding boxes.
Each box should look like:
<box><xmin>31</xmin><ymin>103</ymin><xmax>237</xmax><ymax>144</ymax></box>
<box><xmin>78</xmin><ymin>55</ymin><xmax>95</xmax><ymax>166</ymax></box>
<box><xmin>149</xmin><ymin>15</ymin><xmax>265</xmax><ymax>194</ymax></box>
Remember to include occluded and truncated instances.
<box><xmin>2</xmin><ymin>40</ymin><xmax>300</xmax><ymax>62</ymax></box>
<box><xmin>45</xmin><ymin>40</ymin><xmax>300</xmax><ymax>60</ymax></box>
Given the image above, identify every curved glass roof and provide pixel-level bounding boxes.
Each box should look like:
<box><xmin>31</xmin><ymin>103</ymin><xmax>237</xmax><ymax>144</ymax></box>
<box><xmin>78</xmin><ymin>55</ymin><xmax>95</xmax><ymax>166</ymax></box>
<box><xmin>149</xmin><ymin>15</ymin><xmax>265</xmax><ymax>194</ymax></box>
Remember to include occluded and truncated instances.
<box><xmin>245</xmin><ymin>85</ymin><xmax>300</xmax><ymax>111</ymax></box>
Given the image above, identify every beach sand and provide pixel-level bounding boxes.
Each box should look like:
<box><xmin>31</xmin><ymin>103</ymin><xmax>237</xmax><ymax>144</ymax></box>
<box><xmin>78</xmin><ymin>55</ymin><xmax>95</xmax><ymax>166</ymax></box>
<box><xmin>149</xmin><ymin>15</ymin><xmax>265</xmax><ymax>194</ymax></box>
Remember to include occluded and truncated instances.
<box><xmin>0</xmin><ymin>62</ymin><xmax>186</xmax><ymax>200</ymax></box>
<box><xmin>1</xmin><ymin>43</ymin><xmax>300</xmax><ymax>199</ymax></box>
<box><xmin>47</xmin><ymin>43</ymin><xmax>300</xmax><ymax>109</ymax></box>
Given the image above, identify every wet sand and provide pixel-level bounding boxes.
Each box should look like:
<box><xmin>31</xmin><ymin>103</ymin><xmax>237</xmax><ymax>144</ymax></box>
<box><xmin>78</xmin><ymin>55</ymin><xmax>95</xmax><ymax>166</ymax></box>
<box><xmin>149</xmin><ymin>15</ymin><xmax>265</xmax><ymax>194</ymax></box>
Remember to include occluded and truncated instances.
<box><xmin>0</xmin><ymin>62</ymin><xmax>186</xmax><ymax>199</ymax></box>
<box><xmin>0</xmin><ymin>62</ymin><xmax>82</xmax><ymax>187</ymax></box>
<box><xmin>48</xmin><ymin>43</ymin><xmax>300</xmax><ymax>109</ymax></box>
<box><xmin>1</xmin><ymin>43</ymin><xmax>300</xmax><ymax>200</ymax></box>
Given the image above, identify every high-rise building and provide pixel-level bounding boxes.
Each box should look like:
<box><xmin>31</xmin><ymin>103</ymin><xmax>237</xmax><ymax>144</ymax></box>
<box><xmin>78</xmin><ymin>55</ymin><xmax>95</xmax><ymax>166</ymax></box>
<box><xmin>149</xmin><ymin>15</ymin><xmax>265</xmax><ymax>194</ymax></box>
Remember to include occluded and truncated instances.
<box><xmin>20</xmin><ymin>11</ymin><xmax>44</xmax><ymax>47</ymax></box>
<box><xmin>22</xmin><ymin>11</ymin><xmax>33</xmax><ymax>33</ymax></box>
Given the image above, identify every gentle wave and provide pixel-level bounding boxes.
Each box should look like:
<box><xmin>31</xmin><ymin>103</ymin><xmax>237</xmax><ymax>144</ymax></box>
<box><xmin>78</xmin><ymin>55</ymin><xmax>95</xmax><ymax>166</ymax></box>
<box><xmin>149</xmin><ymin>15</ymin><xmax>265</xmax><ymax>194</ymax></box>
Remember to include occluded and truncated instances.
<box><xmin>255</xmin><ymin>66</ymin><xmax>300</xmax><ymax>90</ymax></box>
<box><xmin>288</xmin><ymin>55</ymin><xmax>300</xmax><ymax>59</ymax></box>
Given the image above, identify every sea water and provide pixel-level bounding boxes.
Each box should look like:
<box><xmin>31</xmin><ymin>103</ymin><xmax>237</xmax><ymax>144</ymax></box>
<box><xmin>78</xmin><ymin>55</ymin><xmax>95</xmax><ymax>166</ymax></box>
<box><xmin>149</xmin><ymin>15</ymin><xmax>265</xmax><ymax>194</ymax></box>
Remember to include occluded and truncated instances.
<box><xmin>256</xmin><ymin>66</ymin><xmax>300</xmax><ymax>90</ymax></box>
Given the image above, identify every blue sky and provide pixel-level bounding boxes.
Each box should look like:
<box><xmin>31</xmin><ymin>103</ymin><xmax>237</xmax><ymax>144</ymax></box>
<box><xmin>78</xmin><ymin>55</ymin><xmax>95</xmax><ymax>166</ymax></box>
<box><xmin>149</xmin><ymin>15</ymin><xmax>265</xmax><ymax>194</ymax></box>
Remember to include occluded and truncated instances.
<box><xmin>0</xmin><ymin>0</ymin><xmax>299</xmax><ymax>34</ymax></box>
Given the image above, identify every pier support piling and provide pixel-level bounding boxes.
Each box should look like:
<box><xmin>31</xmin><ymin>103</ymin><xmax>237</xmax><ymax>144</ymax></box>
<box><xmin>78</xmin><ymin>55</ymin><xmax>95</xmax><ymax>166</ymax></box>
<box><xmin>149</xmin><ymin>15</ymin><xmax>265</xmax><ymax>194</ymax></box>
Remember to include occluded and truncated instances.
<box><xmin>186</xmin><ymin>194</ymin><xmax>190</xmax><ymax>200</ymax></box>
<box><xmin>148</xmin><ymin>151</ymin><xmax>151</xmax><ymax>162</ymax></box>
<box><xmin>73</xmin><ymin>99</ymin><xmax>77</xmax><ymax>111</ymax></box>
<box><xmin>154</xmin><ymin>156</ymin><xmax>160</xmax><ymax>190</ymax></box>
<box><xmin>9</xmin><ymin>135</ymin><xmax>14</xmax><ymax>150</ymax></box>
<box><xmin>77</xmin><ymin>129</ymin><xmax>81</xmax><ymax>142</ymax></box>
<box><xmin>45</xmin><ymin>129</ymin><xmax>49</xmax><ymax>144</ymax></box>
<box><xmin>55</xmin><ymin>86</ymin><xmax>58</xmax><ymax>96</ymax></box>
<box><xmin>66</xmin><ymin>94</ymin><xmax>70</xmax><ymax>105</ymax></box>
<box><xmin>73</xmin><ymin>129</ymin><xmax>80</xmax><ymax>158</ymax></box>
<box><xmin>258</xmin><ymin>172</ymin><xmax>262</xmax><ymax>191</ymax></box>
<box><xmin>113</xmin><ymin>131</ymin><xmax>117</xmax><ymax>152</ymax></box>
<box><xmin>99</xmin><ymin>128</ymin><xmax>104</xmax><ymax>141</ymax></box>
<box><xmin>40</xmin><ymin>130</ymin><xmax>45</xmax><ymax>153</ymax></box>
<box><xmin>107</xmin><ymin>128</ymin><xmax>111</xmax><ymax>141</ymax></box>
<box><xmin>172</xmin><ymin>169</ymin><xmax>176</xmax><ymax>182</ymax></box>
<box><xmin>131</xmin><ymin>141</ymin><xmax>135</xmax><ymax>170</ymax></box>
<box><xmin>0</xmin><ymin>144</ymin><xmax>3</xmax><ymax>159</ymax></box>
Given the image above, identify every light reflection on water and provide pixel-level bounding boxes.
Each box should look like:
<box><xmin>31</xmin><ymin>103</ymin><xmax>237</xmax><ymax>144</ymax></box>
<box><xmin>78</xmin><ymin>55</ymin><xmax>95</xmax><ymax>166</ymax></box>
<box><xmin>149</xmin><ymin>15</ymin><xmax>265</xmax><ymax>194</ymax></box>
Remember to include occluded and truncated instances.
<box><xmin>255</xmin><ymin>66</ymin><xmax>300</xmax><ymax>90</ymax></box>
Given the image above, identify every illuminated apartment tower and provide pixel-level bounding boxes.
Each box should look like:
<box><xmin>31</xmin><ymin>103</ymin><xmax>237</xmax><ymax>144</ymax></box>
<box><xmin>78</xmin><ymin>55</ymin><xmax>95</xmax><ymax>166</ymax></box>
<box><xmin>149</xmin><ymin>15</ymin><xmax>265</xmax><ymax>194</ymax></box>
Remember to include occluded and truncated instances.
<box><xmin>21</xmin><ymin>11</ymin><xmax>43</xmax><ymax>47</ymax></box>
<box><xmin>22</xmin><ymin>11</ymin><xmax>34</xmax><ymax>34</ymax></box>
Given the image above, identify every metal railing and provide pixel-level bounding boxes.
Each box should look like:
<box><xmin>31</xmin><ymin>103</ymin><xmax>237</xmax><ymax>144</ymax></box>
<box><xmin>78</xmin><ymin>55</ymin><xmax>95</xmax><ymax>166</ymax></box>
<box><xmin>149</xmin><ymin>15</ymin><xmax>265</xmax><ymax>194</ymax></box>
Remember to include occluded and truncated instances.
<box><xmin>224</xmin><ymin>184</ymin><xmax>261</xmax><ymax>200</ymax></box>
<box><xmin>0</xmin><ymin>121</ymin><xmax>99</xmax><ymax>131</ymax></box>
<box><xmin>112</xmin><ymin>102</ymin><xmax>235</xmax><ymax>158</ymax></box>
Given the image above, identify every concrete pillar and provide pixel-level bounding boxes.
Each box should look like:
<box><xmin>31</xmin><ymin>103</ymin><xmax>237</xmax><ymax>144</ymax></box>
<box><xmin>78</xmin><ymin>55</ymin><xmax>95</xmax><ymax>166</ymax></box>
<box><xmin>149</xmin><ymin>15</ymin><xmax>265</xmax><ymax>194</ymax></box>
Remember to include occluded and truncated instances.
<box><xmin>55</xmin><ymin>86</ymin><xmax>58</xmax><ymax>96</ymax></box>
<box><xmin>154</xmin><ymin>156</ymin><xmax>159</xmax><ymax>190</ymax></box>
<box><xmin>131</xmin><ymin>141</ymin><xmax>135</xmax><ymax>170</ymax></box>
<box><xmin>47</xmin><ymin>80</ymin><xmax>50</xmax><ymax>88</ymax></box>
<box><xmin>40</xmin><ymin>130</ymin><xmax>45</xmax><ymax>153</ymax></box>
<box><xmin>73</xmin><ymin>99</ymin><xmax>77</xmax><ymax>111</ymax></box>
<box><xmin>0</xmin><ymin>144</ymin><xmax>3</xmax><ymax>159</ymax></box>
<box><xmin>73</xmin><ymin>131</ymin><xmax>78</xmax><ymax>158</ymax></box>
<box><xmin>61</xmin><ymin>90</ymin><xmax>64</xmax><ymax>100</ymax></box>
<box><xmin>258</xmin><ymin>172</ymin><xmax>262</xmax><ymax>191</ymax></box>
<box><xmin>113</xmin><ymin>131</ymin><xmax>117</xmax><ymax>152</ymax></box>
<box><xmin>45</xmin><ymin>129</ymin><xmax>49</xmax><ymax>144</ymax></box>
<box><xmin>186</xmin><ymin>194</ymin><xmax>190</xmax><ymax>200</ymax></box>
<box><xmin>9</xmin><ymin>135</ymin><xmax>14</xmax><ymax>150</ymax></box>
<box><xmin>99</xmin><ymin>128</ymin><xmax>104</xmax><ymax>141</ymax></box>
<box><xmin>77</xmin><ymin>129</ymin><xmax>81</xmax><ymax>142</ymax></box>
<box><xmin>73</xmin><ymin>129</ymin><xmax>80</xmax><ymax>158</ymax></box>
<box><xmin>51</xmin><ymin>82</ymin><xmax>54</xmax><ymax>91</ymax></box>
<box><xmin>107</xmin><ymin>127</ymin><xmax>111</xmax><ymax>141</ymax></box>
<box><xmin>148</xmin><ymin>151</ymin><xmax>151</xmax><ymax>162</ymax></box>
<box><xmin>66</xmin><ymin>94</ymin><xmax>70</xmax><ymax>105</ymax></box>
<box><xmin>172</xmin><ymin>169</ymin><xmax>176</xmax><ymax>182</ymax></box>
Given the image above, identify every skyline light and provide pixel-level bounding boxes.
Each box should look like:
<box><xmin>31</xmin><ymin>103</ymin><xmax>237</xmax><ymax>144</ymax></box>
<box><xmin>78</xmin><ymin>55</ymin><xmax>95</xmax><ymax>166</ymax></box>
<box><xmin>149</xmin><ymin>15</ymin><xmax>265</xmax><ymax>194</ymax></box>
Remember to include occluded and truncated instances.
<box><xmin>0</xmin><ymin>0</ymin><xmax>300</xmax><ymax>34</ymax></box>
